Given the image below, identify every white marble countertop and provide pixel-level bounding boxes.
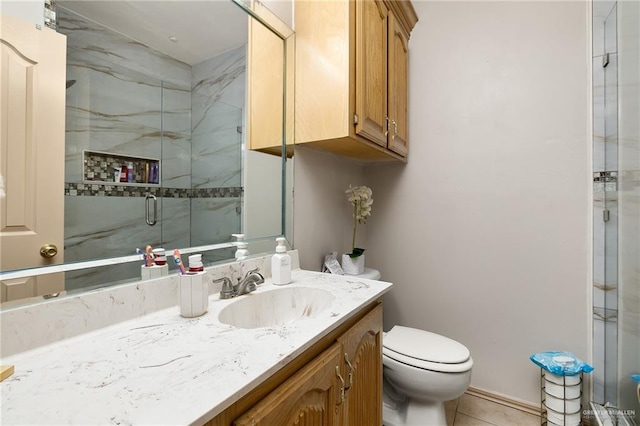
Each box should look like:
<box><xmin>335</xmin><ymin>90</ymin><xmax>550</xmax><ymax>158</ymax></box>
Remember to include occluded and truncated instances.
<box><xmin>1</xmin><ymin>269</ymin><xmax>392</xmax><ymax>425</ymax></box>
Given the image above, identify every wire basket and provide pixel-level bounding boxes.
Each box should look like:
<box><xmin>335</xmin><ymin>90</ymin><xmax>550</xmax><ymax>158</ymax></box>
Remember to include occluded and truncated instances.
<box><xmin>540</xmin><ymin>369</ymin><xmax>583</xmax><ymax>426</ymax></box>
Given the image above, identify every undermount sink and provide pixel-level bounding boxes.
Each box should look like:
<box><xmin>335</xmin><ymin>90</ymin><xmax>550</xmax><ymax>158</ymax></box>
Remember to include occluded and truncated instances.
<box><xmin>218</xmin><ymin>286</ymin><xmax>335</xmax><ymax>329</ymax></box>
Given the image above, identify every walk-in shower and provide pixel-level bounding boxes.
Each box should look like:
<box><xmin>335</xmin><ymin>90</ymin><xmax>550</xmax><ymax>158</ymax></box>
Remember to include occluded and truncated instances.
<box><xmin>591</xmin><ymin>1</ymin><xmax>639</xmax><ymax>424</ymax></box>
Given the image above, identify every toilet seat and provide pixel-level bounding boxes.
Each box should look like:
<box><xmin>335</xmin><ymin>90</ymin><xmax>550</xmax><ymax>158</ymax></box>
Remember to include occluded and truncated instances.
<box><xmin>383</xmin><ymin>326</ymin><xmax>473</xmax><ymax>373</ymax></box>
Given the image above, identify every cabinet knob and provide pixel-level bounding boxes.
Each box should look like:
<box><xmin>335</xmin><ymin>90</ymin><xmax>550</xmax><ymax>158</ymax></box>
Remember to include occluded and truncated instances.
<box><xmin>40</xmin><ymin>243</ymin><xmax>58</xmax><ymax>258</ymax></box>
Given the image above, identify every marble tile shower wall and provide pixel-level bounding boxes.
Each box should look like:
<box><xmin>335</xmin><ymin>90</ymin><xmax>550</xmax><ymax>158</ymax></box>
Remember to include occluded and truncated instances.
<box><xmin>190</xmin><ymin>46</ymin><xmax>245</xmax><ymax>249</ymax></box>
<box><xmin>58</xmin><ymin>9</ymin><xmax>243</xmax><ymax>289</ymax></box>
<box><xmin>192</xmin><ymin>46</ymin><xmax>245</xmax><ymax>190</ymax></box>
<box><xmin>616</xmin><ymin>0</ymin><xmax>640</xmax><ymax>416</ymax></box>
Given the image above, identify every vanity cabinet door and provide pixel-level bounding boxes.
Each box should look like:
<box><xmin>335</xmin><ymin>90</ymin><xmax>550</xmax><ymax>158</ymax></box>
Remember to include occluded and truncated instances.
<box><xmin>234</xmin><ymin>343</ymin><xmax>343</xmax><ymax>426</ymax></box>
<box><xmin>338</xmin><ymin>303</ymin><xmax>383</xmax><ymax>425</ymax></box>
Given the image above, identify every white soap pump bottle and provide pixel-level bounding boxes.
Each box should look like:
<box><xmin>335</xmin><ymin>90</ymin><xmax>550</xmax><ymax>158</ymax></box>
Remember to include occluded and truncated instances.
<box><xmin>271</xmin><ymin>237</ymin><xmax>291</xmax><ymax>285</ymax></box>
<box><xmin>232</xmin><ymin>233</ymin><xmax>249</xmax><ymax>260</ymax></box>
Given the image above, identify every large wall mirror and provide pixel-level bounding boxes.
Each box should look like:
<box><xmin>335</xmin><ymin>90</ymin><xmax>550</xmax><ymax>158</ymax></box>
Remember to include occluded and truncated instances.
<box><xmin>0</xmin><ymin>0</ymin><xmax>294</xmax><ymax>306</ymax></box>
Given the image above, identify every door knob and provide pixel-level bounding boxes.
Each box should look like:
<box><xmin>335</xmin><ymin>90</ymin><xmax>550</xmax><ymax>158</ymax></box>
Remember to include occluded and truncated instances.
<box><xmin>40</xmin><ymin>243</ymin><xmax>58</xmax><ymax>258</ymax></box>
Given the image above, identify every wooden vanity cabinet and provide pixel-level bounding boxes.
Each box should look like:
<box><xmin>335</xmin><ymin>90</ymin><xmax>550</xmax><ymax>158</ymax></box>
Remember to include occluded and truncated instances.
<box><xmin>295</xmin><ymin>0</ymin><xmax>417</xmax><ymax>163</ymax></box>
<box><xmin>207</xmin><ymin>302</ymin><xmax>383</xmax><ymax>426</ymax></box>
<box><xmin>234</xmin><ymin>343</ymin><xmax>343</xmax><ymax>425</ymax></box>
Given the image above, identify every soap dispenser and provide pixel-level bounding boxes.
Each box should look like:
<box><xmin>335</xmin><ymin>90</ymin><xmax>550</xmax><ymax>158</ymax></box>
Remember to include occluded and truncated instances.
<box><xmin>271</xmin><ymin>237</ymin><xmax>291</xmax><ymax>285</ymax></box>
<box><xmin>232</xmin><ymin>234</ymin><xmax>249</xmax><ymax>260</ymax></box>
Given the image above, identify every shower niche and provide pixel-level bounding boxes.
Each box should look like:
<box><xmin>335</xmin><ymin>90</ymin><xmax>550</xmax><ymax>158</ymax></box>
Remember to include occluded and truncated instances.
<box><xmin>83</xmin><ymin>150</ymin><xmax>161</xmax><ymax>186</ymax></box>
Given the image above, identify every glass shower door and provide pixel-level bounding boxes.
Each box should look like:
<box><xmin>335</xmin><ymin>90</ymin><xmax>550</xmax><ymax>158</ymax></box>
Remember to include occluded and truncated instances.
<box><xmin>592</xmin><ymin>1</ymin><xmax>640</xmax><ymax>422</ymax></box>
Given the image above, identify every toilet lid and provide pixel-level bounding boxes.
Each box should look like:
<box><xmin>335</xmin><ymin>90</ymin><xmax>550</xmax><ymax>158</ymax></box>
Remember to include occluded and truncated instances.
<box><xmin>383</xmin><ymin>326</ymin><xmax>470</xmax><ymax>364</ymax></box>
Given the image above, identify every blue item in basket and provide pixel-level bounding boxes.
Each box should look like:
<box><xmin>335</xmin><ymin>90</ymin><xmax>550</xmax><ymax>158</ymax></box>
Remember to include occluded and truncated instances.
<box><xmin>632</xmin><ymin>374</ymin><xmax>640</xmax><ymax>383</ymax></box>
<box><xmin>530</xmin><ymin>351</ymin><xmax>594</xmax><ymax>376</ymax></box>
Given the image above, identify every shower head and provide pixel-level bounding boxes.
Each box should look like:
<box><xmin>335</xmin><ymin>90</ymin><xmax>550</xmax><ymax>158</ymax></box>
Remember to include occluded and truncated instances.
<box><xmin>66</xmin><ymin>79</ymin><xmax>77</xmax><ymax>89</ymax></box>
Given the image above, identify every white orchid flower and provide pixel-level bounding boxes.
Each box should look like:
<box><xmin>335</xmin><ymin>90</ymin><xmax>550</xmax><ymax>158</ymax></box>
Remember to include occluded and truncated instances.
<box><xmin>345</xmin><ymin>185</ymin><xmax>373</xmax><ymax>255</ymax></box>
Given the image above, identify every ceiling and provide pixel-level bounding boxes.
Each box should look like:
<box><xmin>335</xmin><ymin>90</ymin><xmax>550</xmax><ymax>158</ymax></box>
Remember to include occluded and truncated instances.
<box><xmin>58</xmin><ymin>0</ymin><xmax>249</xmax><ymax>65</ymax></box>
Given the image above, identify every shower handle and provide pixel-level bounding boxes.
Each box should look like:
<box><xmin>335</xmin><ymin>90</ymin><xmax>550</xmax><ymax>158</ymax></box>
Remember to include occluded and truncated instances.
<box><xmin>145</xmin><ymin>194</ymin><xmax>157</xmax><ymax>226</ymax></box>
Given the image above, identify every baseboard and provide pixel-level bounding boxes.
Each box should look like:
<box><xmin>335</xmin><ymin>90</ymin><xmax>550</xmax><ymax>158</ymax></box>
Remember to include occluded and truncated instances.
<box><xmin>464</xmin><ymin>387</ymin><xmax>596</xmax><ymax>425</ymax></box>
<box><xmin>466</xmin><ymin>386</ymin><xmax>543</xmax><ymax>417</ymax></box>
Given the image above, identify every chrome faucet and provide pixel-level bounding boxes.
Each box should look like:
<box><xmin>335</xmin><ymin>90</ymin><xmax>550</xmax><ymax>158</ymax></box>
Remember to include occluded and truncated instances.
<box><xmin>213</xmin><ymin>267</ymin><xmax>264</xmax><ymax>299</ymax></box>
<box><xmin>236</xmin><ymin>267</ymin><xmax>265</xmax><ymax>295</ymax></box>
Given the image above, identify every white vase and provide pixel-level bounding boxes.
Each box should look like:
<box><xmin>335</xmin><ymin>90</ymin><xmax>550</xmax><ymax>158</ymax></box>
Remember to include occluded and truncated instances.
<box><xmin>342</xmin><ymin>254</ymin><xmax>365</xmax><ymax>275</ymax></box>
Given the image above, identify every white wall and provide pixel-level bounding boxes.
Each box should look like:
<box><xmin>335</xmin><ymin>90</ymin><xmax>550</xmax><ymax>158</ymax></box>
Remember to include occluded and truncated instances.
<box><xmin>293</xmin><ymin>146</ymin><xmax>366</xmax><ymax>271</ymax></box>
<box><xmin>364</xmin><ymin>1</ymin><xmax>591</xmax><ymax>405</ymax></box>
<box><xmin>1</xmin><ymin>1</ymin><xmax>44</xmax><ymax>27</ymax></box>
<box><xmin>261</xmin><ymin>0</ymin><xmax>293</xmax><ymax>29</ymax></box>
<box><xmin>244</xmin><ymin>150</ymin><xmax>284</xmax><ymax>238</ymax></box>
<box><xmin>294</xmin><ymin>1</ymin><xmax>591</xmax><ymax>406</ymax></box>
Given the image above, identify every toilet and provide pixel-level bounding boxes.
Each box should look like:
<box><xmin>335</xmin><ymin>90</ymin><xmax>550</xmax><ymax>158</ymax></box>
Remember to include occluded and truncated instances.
<box><xmin>382</xmin><ymin>326</ymin><xmax>473</xmax><ymax>426</ymax></box>
<box><xmin>355</xmin><ymin>268</ymin><xmax>473</xmax><ymax>426</ymax></box>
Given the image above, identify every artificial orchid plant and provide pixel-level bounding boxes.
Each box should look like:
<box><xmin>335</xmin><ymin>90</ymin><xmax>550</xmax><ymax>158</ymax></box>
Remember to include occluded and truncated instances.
<box><xmin>345</xmin><ymin>185</ymin><xmax>373</xmax><ymax>258</ymax></box>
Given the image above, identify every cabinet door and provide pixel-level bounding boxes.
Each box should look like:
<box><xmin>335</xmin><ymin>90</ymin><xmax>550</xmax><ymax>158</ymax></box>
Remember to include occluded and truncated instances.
<box><xmin>388</xmin><ymin>13</ymin><xmax>409</xmax><ymax>157</ymax></box>
<box><xmin>355</xmin><ymin>0</ymin><xmax>389</xmax><ymax>147</ymax></box>
<box><xmin>339</xmin><ymin>303</ymin><xmax>383</xmax><ymax>425</ymax></box>
<box><xmin>234</xmin><ymin>343</ymin><xmax>343</xmax><ymax>426</ymax></box>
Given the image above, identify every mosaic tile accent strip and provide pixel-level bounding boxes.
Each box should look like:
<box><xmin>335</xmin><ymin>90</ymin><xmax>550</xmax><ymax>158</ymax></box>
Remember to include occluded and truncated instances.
<box><xmin>160</xmin><ymin>187</ymin><xmax>192</xmax><ymax>199</ymax></box>
<box><xmin>191</xmin><ymin>187</ymin><xmax>243</xmax><ymax>198</ymax></box>
<box><xmin>65</xmin><ymin>183</ymin><xmax>242</xmax><ymax>198</ymax></box>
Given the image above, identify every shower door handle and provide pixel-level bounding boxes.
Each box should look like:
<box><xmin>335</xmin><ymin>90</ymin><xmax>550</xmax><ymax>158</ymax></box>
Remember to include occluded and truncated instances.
<box><xmin>145</xmin><ymin>194</ymin><xmax>157</xmax><ymax>226</ymax></box>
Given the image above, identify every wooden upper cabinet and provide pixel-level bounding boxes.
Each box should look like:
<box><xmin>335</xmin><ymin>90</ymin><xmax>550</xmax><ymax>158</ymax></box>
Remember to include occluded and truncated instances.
<box><xmin>246</xmin><ymin>1</ymin><xmax>295</xmax><ymax>157</ymax></box>
<box><xmin>388</xmin><ymin>13</ymin><xmax>410</xmax><ymax>157</ymax></box>
<box><xmin>295</xmin><ymin>0</ymin><xmax>418</xmax><ymax>163</ymax></box>
<box><xmin>354</xmin><ymin>0</ymin><xmax>389</xmax><ymax>148</ymax></box>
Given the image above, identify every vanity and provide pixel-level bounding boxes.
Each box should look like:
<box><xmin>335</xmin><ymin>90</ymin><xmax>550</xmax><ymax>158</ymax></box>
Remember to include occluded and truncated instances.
<box><xmin>1</xmin><ymin>0</ymin><xmax>401</xmax><ymax>422</ymax></box>
<box><xmin>0</xmin><ymin>261</ymin><xmax>391</xmax><ymax>425</ymax></box>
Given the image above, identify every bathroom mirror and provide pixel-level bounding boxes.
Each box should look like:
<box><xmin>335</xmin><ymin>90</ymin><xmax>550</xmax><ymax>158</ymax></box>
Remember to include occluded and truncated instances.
<box><xmin>0</xmin><ymin>0</ymin><xmax>294</xmax><ymax>304</ymax></box>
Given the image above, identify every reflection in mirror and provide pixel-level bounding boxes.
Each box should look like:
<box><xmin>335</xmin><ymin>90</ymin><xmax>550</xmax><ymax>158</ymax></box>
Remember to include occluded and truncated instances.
<box><xmin>0</xmin><ymin>0</ymin><xmax>293</xmax><ymax>305</ymax></box>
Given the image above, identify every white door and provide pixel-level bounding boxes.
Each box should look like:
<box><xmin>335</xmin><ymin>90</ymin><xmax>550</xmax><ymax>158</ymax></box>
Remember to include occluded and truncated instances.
<box><xmin>0</xmin><ymin>14</ymin><xmax>66</xmax><ymax>302</ymax></box>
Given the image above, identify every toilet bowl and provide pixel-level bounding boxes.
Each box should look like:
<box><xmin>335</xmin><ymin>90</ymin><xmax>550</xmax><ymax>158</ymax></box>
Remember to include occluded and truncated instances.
<box><xmin>382</xmin><ymin>326</ymin><xmax>473</xmax><ymax>426</ymax></box>
<box><xmin>351</xmin><ymin>268</ymin><xmax>473</xmax><ymax>426</ymax></box>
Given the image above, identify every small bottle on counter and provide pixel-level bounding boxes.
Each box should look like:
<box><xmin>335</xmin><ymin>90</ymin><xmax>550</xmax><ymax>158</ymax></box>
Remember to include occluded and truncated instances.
<box><xmin>271</xmin><ymin>237</ymin><xmax>291</xmax><ymax>285</ymax></box>
<box><xmin>232</xmin><ymin>234</ymin><xmax>249</xmax><ymax>260</ymax></box>
<box><xmin>188</xmin><ymin>254</ymin><xmax>204</xmax><ymax>272</ymax></box>
<box><xmin>152</xmin><ymin>248</ymin><xmax>167</xmax><ymax>265</ymax></box>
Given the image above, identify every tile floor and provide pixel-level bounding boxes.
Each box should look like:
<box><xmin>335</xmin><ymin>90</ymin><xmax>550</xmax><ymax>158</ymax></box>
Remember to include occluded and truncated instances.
<box><xmin>445</xmin><ymin>393</ymin><xmax>541</xmax><ymax>426</ymax></box>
